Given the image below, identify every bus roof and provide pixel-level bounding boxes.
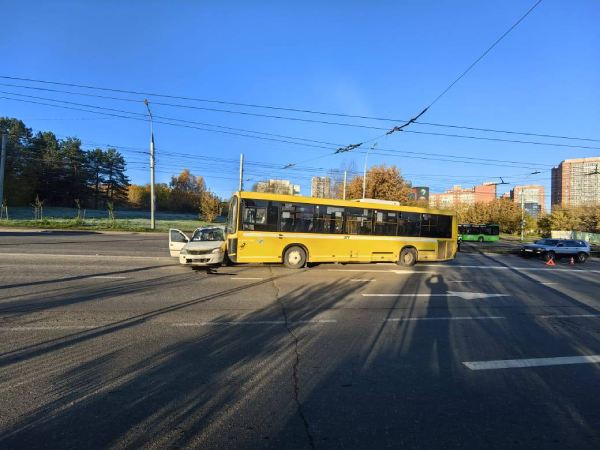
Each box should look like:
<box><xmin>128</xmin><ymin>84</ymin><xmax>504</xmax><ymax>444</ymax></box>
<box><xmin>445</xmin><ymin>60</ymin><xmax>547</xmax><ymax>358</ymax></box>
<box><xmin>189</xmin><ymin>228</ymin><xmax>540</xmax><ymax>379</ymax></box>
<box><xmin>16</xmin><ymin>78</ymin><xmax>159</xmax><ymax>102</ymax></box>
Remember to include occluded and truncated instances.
<box><xmin>236</xmin><ymin>191</ymin><xmax>455</xmax><ymax>216</ymax></box>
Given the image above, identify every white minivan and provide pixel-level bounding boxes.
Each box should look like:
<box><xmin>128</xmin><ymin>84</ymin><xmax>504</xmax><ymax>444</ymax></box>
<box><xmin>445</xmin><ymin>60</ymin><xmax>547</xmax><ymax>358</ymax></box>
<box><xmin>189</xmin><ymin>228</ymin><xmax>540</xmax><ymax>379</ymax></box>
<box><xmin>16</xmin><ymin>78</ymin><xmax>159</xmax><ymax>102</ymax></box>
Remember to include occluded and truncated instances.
<box><xmin>169</xmin><ymin>227</ymin><xmax>226</xmax><ymax>267</ymax></box>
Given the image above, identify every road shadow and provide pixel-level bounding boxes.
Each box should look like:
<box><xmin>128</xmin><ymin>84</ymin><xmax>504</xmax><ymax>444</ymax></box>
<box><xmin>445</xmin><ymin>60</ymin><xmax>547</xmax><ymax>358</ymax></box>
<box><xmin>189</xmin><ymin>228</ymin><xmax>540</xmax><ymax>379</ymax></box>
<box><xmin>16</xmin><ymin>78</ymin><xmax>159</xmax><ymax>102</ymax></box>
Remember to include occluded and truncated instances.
<box><xmin>0</xmin><ymin>276</ymin><xmax>363</xmax><ymax>449</ymax></box>
<box><xmin>1</xmin><ymin>267</ymin><xmax>600</xmax><ymax>449</ymax></box>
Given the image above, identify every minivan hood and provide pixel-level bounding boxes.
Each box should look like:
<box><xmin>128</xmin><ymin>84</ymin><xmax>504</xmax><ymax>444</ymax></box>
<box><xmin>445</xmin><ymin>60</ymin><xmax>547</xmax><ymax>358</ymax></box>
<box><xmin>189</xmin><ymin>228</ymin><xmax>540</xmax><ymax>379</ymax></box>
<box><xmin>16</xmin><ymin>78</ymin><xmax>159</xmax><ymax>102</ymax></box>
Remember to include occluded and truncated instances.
<box><xmin>183</xmin><ymin>241</ymin><xmax>224</xmax><ymax>251</ymax></box>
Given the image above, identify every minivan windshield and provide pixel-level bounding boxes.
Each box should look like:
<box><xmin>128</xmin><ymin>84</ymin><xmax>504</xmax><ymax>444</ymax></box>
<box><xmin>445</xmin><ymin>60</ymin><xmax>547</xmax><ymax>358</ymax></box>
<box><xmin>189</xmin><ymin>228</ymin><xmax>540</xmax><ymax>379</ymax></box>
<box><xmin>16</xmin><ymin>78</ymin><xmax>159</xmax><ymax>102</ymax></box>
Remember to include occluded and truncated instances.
<box><xmin>191</xmin><ymin>228</ymin><xmax>225</xmax><ymax>242</ymax></box>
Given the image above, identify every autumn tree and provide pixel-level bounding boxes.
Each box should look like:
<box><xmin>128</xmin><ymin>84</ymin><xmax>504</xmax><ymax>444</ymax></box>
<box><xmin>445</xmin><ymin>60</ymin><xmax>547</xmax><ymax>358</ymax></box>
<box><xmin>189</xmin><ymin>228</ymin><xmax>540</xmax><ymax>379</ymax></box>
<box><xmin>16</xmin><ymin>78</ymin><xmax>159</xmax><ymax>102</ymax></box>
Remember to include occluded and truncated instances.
<box><xmin>346</xmin><ymin>165</ymin><xmax>412</xmax><ymax>203</ymax></box>
<box><xmin>199</xmin><ymin>191</ymin><xmax>221</xmax><ymax>222</ymax></box>
<box><xmin>169</xmin><ymin>169</ymin><xmax>206</xmax><ymax>211</ymax></box>
<box><xmin>454</xmin><ymin>199</ymin><xmax>524</xmax><ymax>234</ymax></box>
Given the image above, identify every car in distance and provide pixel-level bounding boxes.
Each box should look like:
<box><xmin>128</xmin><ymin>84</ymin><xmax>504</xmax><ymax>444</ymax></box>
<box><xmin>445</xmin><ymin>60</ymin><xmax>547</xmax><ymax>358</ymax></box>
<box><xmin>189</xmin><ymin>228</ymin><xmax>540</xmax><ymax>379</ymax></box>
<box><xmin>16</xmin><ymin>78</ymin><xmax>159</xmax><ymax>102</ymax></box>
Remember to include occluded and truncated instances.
<box><xmin>169</xmin><ymin>227</ymin><xmax>226</xmax><ymax>267</ymax></box>
<box><xmin>520</xmin><ymin>238</ymin><xmax>591</xmax><ymax>263</ymax></box>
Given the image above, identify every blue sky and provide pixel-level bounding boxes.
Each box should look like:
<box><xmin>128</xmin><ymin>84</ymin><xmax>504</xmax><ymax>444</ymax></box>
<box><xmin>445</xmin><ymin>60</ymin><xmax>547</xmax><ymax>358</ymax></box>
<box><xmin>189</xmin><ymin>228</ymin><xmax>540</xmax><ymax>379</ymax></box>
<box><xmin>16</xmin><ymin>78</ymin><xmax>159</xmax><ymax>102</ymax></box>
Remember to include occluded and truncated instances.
<box><xmin>1</xmin><ymin>0</ymin><xmax>599</xmax><ymax>205</ymax></box>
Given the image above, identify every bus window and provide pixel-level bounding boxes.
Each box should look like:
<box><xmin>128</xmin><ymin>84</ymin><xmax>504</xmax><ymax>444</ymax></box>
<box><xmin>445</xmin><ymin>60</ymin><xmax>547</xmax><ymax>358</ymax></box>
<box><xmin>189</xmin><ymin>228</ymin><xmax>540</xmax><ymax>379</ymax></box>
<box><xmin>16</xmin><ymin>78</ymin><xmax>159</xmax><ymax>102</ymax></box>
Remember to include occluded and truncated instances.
<box><xmin>420</xmin><ymin>214</ymin><xmax>437</xmax><ymax>237</ymax></box>
<box><xmin>374</xmin><ymin>210</ymin><xmax>398</xmax><ymax>236</ymax></box>
<box><xmin>398</xmin><ymin>212</ymin><xmax>421</xmax><ymax>237</ymax></box>
<box><xmin>486</xmin><ymin>225</ymin><xmax>500</xmax><ymax>235</ymax></box>
<box><xmin>436</xmin><ymin>215</ymin><xmax>453</xmax><ymax>238</ymax></box>
<box><xmin>315</xmin><ymin>205</ymin><xmax>344</xmax><ymax>234</ymax></box>
<box><xmin>227</xmin><ymin>196</ymin><xmax>238</xmax><ymax>234</ymax></box>
<box><xmin>241</xmin><ymin>199</ymin><xmax>277</xmax><ymax>231</ymax></box>
<box><xmin>280</xmin><ymin>203</ymin><xmax>314</xmax><ymax>232</ymax></box>
<box><xmin>345</xmin><ymin>208</ymin><xmax>373</xmax><ymax>235</ymax></box>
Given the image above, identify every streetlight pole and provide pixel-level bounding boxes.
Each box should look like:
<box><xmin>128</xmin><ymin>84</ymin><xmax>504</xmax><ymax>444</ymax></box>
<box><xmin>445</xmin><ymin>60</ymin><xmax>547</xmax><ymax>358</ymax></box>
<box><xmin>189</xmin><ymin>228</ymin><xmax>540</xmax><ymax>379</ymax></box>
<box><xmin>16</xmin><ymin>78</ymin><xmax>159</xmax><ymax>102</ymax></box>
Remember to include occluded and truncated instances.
<box><xmin>362</xmin><ymin>142</ymin><xmax>377</xmax><ymax>199</ymax></box>
<box><xmin>239</xmin><ymin>153</ymin><xmax>244</xmax><ymax>191</ymax></box>
<box><xmin>520</xmin><ymin>188</ymin><xmax>525</xmax><ymax>242</ymax></box>
<box><xmin>144</xmin><ymin>99</ymin><xmax>156</xmax><ymax>230</ymax></box>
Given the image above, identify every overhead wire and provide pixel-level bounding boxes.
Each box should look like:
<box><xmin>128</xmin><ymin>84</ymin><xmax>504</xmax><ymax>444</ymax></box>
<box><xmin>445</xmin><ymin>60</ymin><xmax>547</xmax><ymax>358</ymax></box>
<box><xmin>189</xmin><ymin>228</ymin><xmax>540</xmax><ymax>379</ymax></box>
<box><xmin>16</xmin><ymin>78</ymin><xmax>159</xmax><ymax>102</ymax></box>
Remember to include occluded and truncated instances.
<box><xmin>1</xmin><ymin>94</ymin><xmax>558</xmax><ymax>171</ymax></box>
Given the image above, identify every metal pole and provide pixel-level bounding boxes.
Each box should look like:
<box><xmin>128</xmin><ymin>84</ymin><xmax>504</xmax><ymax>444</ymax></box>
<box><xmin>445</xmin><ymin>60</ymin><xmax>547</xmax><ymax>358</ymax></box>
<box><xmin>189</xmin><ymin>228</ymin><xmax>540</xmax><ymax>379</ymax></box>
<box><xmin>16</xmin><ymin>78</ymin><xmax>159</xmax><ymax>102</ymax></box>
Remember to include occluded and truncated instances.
<box><xmin>520</xmin><ymin>188</ymin><xmax>525</xmax><ymax>242</ymax></box>
<box><xmin>343</xmin><ymin>170</ymin><xmax>347</xmax><ymax>200</ymax></box>
<box><xmin>144</xmin><ymin>100</ymin><xmax>156</xmax><ymax>230</ymax></box>
<box><xmin>239</xmin><ymin>153</ymin><xmax>244</xmax><ymax>191</ymax></box>
<box><xmin>0</xmin><ymin>134</ymin><xmax>7</xmax><ymax>207</ymax></box>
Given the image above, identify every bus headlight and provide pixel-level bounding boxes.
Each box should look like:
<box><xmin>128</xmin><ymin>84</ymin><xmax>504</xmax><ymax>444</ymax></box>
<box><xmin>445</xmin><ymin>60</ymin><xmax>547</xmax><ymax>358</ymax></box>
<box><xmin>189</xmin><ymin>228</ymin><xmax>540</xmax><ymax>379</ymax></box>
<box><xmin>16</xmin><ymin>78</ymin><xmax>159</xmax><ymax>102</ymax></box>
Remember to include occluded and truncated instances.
<box><xmin>211</xmin><ymin>248</ymin><xmax>222</xmax><ymax>254</ymax></box>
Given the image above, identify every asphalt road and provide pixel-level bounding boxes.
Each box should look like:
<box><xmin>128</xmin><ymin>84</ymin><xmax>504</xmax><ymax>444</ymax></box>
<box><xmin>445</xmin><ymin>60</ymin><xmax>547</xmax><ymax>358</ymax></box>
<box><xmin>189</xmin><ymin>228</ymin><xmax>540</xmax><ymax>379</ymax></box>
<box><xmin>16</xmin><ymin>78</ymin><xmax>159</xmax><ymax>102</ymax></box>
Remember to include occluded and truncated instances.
<box><xmin>1</xmin><ymin>230</ymin><xmax>600</xmax><ymax>449</ymax></box>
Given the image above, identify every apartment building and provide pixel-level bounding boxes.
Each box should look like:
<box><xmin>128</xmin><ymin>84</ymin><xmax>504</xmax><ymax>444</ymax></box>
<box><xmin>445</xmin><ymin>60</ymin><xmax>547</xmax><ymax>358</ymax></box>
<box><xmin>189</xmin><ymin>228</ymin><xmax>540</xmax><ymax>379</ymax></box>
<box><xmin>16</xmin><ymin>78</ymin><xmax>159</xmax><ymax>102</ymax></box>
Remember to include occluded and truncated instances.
<box><xmin>510</xmin><ymin>185</ymin><xmax>545</xmax><ymax>217</ymax></box>
<box><xmin>551</xmin><ymin>157</ymin><xmax>600</xmax><ymax>208</ymax></box>
<box><xmin>310</xmin><ymin>176</ymin><xmax>332</xmax><ymax>198</ymax></box>
<box><xmin>254</xmin><ymin>179</ymin><xmax>300</xmax><ymax>196</ymax></box>
<box><xmin>429</xmin><ymin>183</ymin><xmax>497</xmax><ymax>208</ymax></box>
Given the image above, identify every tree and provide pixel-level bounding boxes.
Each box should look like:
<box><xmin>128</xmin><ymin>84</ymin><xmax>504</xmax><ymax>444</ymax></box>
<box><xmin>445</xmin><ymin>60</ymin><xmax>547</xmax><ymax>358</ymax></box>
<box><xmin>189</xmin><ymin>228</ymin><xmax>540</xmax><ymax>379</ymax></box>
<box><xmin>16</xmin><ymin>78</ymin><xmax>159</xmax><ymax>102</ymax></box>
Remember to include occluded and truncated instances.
<box><xmin>127</xmin><ymin>184</ymin><xmax>149</xmax><ymax>209</ymax></box>
<box><xmin>86</xmin><ymin>148</ymin><xmax>107</xmax><ymax>209</ymax></box>
<box><xmin>200</xmin><ymin>191</ymin><xmax>221</xmax><ymax>222</ymax></box>
<box><xmin>345</xmin><ymin>165</ymin><xmax>412</xmax><ymax>202</ymax></box>
<box><xmin>169</xmin><ymin>169</ymin><xmax>205</xmax><ymax>211</ymax></box>
<box><xmin>549</xmin><ymin>207</ymin><xmax>579</xmax><ymax>231</ymax></box>
<box><xmin>103</xmin><ymin>148</ymin><xmax>130</xmax><ymax>206</ymax></box>
<box><xmin>0</xmin><ymin>117</ymin><xmax>34</xmax><ymax>205</ymax></box>
<box><xmin>454</xmin><ymin>199</ymin><xmax>522</xmax><ymax>233</ymax></box>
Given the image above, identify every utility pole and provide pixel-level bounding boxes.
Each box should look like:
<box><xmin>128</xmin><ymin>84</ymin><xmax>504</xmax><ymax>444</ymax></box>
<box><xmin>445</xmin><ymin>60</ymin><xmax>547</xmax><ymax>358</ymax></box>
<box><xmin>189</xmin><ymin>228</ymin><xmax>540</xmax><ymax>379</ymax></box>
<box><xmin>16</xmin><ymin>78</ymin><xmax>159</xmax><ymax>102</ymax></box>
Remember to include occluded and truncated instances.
<box><xmin>0</xmin><ymin>134</ymin><xmax>7</xmax><ymax>208</ymax></box>
<box><xmin>343</xmin><ymin>170</ymin><xmax>347</xmax><ymax>200</ymax></box>
<box><xmin>144</xmin><ymin>99</ymin><xmax>156</xmax><ymax>230</ymax></box>
<box><xmin>362</xmin><ymin>142</ymin><xmax>377</xmax><ymax>199</ymax></box>
<box><xmin>363</xmin><ymin>142</ymin><xmax>377</xmax><ymax>200</ymax></box>
<box><xmin>520</xmin><ymin>188</ymin><xmax>525</xmax><ymax>242</ymax></box>
<box><xmin>239</xmin><ymin>153</ymin><xmax>244</xmax><ymax>191</ymax></box>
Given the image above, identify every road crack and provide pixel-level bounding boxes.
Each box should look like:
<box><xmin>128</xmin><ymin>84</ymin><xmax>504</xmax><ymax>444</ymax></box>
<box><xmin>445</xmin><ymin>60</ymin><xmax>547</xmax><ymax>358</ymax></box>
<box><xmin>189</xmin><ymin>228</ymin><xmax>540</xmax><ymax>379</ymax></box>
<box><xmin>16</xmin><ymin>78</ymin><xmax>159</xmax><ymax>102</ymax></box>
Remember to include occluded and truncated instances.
<box><xmin>269</xmin><ymin>267</ymin><xmax>316</xmax><ymax>450</ymax></box>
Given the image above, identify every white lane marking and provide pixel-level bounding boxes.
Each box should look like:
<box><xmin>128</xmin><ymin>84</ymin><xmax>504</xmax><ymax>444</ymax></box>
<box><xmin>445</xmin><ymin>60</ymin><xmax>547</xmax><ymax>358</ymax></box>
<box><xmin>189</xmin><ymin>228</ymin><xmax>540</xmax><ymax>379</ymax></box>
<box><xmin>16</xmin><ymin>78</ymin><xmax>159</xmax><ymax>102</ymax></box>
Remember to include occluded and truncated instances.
<box><xmin>328</xmin><ymin>269</ymin><xmax>436</xmax><ymax>274</ymax></box>
<box><xmin>172</xmin><ymin>319</ymin><xmax>337</xmax><ymax>326</ymax></box>
<box><xmin>363</xmin><ymin>292</ymin><xmax>509</xmax><ymax>300</ymax></box>
<box><xmin>230</xmin><ymin>277</ymin><xmax>264</xmax><ymax>280</ymax></box>
<box><xmin>327</xmin><ymin>266</ymin><xmax>600</xmax><ymax>274</ymax></box>
<box><xmin>0</xmin><ymin>325</ymin><xmax>98</xmax><ymax>331</ymax></box>
<box><xmin>419</xmin><ymin>264</ymin><xmax>600</xmax><ymax>274</ymax></box>
<box><xmin>385</xmin><ymin>316</ymin><xmax>505</xmax><ymax>322</ymax></box>
<box><xmin>463</xmin><ymin>355</ymin><xmax>600</xmax><ymax>371</ymax></box>
<box><xmin>0</xmin><ymin>252</ymin><xmax>173</xmax><ymax>261</ymax></box>
<box><xmin>540</xmin><ymin>314</ymin><xmax>600</xmax><ymax>319</ymax></box>
<box><xmin>350</xmin><ymin>279</ymin><xmax>376</xmax><ymax>282</ymax></box>
<box><xmin>540</xmin><ymin>282</ymin><xmax>559</xmax><ymax>285</ymax></box>
<box><xmin>90</xmin><ymin>276</ymin><xmax>128</xmax><ymax>279</ymax></box>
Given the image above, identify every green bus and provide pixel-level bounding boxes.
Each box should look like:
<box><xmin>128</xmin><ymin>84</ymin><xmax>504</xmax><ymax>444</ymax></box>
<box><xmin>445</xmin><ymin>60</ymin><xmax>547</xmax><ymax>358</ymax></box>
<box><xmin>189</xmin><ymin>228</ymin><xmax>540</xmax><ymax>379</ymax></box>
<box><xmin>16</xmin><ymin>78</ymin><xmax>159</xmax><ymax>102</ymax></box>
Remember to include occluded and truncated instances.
<box><xmin>458</xmin><ymin>223</ymin><xmax>500</xmax><ymax>242</ymax></box>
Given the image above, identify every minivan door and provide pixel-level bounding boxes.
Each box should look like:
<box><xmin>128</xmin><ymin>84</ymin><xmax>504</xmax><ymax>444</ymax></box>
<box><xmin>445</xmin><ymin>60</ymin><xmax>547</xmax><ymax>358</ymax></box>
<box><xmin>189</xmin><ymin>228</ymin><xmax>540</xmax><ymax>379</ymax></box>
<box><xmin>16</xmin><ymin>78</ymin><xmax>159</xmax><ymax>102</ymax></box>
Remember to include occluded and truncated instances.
<box><xmin>169</xmin><ymin>229</ymin><xmax>189</xmax><ymax>257</ymax></box>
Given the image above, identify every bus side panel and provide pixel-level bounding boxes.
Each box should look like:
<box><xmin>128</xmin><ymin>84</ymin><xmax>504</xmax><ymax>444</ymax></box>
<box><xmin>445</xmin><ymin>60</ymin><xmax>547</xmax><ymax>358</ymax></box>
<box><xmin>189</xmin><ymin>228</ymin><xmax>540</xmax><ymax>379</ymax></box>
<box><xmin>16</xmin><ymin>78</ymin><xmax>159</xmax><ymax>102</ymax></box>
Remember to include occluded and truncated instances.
<box><xmin>237</xmin><ymin>231</ymin><xmax>282</xmax><ymax>263</ymax></box>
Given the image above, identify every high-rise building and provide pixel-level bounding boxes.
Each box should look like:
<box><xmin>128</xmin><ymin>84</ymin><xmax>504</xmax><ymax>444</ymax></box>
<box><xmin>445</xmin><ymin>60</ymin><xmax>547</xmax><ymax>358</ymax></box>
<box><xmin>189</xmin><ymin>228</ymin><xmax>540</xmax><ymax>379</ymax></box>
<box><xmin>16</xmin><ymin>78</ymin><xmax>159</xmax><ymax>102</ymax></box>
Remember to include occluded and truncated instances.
<box><xmin>254</xmin><ymin>179</ymin><xmax>300</xmax><ymax>196</ymax></box>
<box><xmin>311</xmin><ymin>176</ymin><xmax>332</xmax><ymax>198</ymax></box>
<box><xmin>510</xmin><ymin>185</ymin><xmax>545</xmax><ymax>217</ymax></box>
<box><xmin>551</xmin><ymin>157</ymin><xmax>600</xmax><ymax>208</ymax></box>
<box><xmin>429</xmin><ymin>183</ymin><xmax>497</xmax><ymax>208</ymax></box>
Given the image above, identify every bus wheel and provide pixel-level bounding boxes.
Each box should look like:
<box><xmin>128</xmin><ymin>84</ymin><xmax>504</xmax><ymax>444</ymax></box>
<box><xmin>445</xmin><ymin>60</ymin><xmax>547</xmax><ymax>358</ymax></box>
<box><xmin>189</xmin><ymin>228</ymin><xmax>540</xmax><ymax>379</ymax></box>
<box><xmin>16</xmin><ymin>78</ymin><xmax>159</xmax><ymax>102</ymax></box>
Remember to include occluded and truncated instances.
<box><xmin>478</xmin><ymin>236</ymin><xmax>484</xmax><ymax>243</ymax></box>
<box><xmin>398</xmin><ymin>248</ymin><xmax>417</xmax><ymax>267</ymax></box>
<box><xmin>283</xmin><ymin>246</ymin><xmax>306</xmax><ymax>269</ymax></box>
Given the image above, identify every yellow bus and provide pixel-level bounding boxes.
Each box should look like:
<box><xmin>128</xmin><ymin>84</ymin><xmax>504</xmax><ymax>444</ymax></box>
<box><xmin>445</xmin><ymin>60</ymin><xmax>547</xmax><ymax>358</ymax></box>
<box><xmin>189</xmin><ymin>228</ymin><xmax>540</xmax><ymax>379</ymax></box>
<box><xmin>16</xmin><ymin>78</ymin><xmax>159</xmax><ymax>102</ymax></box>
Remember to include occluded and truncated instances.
<box><xmin>225</xmin><ymin>191</ymin><xmax>457</xmax><ymax>268</ymax></box>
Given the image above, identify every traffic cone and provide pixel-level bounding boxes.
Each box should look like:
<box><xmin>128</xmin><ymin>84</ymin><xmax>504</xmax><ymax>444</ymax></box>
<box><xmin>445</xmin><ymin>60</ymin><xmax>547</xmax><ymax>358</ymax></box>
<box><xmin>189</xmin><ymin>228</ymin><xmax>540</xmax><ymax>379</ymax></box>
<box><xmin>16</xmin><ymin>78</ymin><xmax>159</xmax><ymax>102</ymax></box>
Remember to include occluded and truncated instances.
<box><xmin>545</xmin><ymin>257</ymin><xmax>556</xmax><ymax>266</ymax></box>
<box><xmin>570</xmin><ymin>257</ymin><xmax>575</xmax><ymax>265</ymax></box>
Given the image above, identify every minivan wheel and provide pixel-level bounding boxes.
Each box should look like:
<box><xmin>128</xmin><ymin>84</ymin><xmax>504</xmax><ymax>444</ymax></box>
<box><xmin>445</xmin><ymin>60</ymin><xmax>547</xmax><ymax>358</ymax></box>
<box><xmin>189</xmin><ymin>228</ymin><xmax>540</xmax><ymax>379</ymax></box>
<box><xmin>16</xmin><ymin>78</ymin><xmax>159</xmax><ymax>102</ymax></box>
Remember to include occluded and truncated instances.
<box><xmin>576</xmin><ymin>252</ymin><xmax>588</xmax><ymax>263</ymax></box>
<box><xmin>283</xmin><ymin>246</ymin><xmax>306</xmax><ymax>269</ymax></box>
<box><xmin>398</xmin><ymin>248</ymin><xmax>417</xmax><ymax>267</ymax></box>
